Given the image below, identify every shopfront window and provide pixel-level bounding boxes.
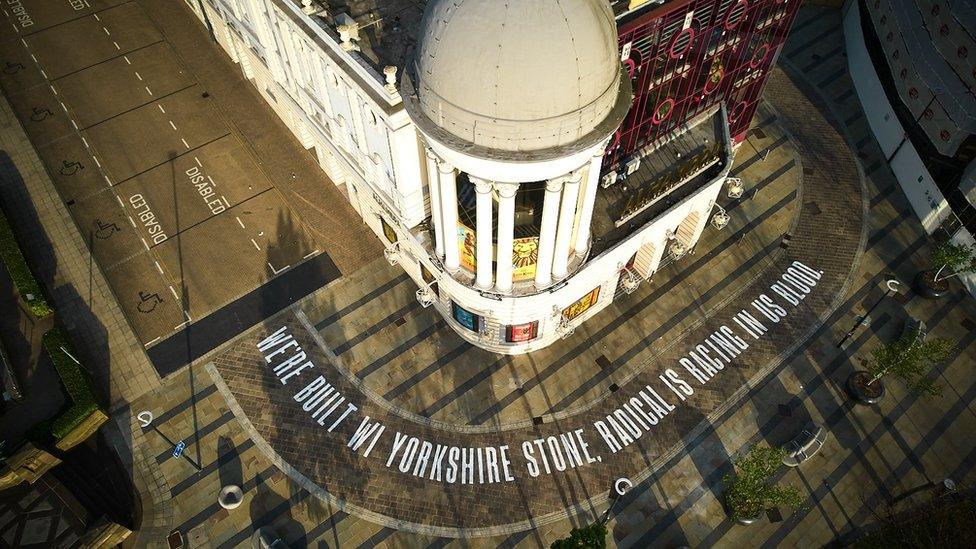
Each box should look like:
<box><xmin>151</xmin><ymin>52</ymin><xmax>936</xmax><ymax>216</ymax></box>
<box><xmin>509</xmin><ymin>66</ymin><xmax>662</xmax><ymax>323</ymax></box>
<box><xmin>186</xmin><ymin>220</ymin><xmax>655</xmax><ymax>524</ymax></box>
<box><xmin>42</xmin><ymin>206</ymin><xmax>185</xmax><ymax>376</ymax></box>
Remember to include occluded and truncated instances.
<box><xmin>506</xmin><ymin>321</ymin><xmax>539</xmax><ymax>343</ymax></box>
<box><xmin>452</xmin><ymin>302</ymin><xmax>480</xmax><ymax>333</ymax></box>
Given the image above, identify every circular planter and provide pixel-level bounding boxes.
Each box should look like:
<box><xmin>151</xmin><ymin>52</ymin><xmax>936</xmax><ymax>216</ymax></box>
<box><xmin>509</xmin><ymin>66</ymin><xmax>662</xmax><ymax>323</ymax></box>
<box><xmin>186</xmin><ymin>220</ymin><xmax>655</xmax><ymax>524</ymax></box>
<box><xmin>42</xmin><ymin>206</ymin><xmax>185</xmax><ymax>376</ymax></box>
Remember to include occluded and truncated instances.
<box><xmin>735</xmin><ymin>512</ymin><xmax>763</xmax><ymax>525</ymax></box>
<box><xmin>219</xmin><ymin>485</ymin><xmax>244</xmax><ymax>510</ymax></box>
<box><xmin>847</xmin><ymin>371</ymin><xmax>885</xmax><ymax>404</ymax></box>
<box><xmin>914</xmin><ymin>270</ymin><xmax>950</xmax><ymax>299</ymax></box>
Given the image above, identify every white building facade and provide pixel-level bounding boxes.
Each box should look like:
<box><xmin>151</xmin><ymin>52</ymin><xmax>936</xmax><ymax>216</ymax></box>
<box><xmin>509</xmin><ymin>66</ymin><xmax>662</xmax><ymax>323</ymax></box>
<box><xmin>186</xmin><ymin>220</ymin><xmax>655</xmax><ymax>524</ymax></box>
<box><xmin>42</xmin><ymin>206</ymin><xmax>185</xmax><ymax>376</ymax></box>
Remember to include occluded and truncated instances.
<box><xmin>186</xmin><ymin>0</ymin><xmax>732</xmax><ymax>354</ymax></box>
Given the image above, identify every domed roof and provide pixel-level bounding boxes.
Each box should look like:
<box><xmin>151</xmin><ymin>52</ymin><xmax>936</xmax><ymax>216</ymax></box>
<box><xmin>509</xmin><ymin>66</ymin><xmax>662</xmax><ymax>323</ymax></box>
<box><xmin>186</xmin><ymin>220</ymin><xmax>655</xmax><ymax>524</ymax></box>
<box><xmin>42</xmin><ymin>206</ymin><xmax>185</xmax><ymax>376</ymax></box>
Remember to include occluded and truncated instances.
<box><xmin>402</xmin><ymin>0</ymin><xmax>630</xmax><ymax>159</ymax></box>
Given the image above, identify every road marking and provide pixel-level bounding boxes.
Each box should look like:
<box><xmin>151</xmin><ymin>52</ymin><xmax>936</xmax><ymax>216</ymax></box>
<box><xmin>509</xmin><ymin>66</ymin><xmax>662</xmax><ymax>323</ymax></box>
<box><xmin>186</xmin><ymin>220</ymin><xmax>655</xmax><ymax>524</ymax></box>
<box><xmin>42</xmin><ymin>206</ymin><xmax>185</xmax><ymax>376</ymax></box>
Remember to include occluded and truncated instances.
<box><xmin>30</xmin><ymin>53</ymin><xmax>37</xmax><ymax>63</ymax></box>
<box><xmin>104</xmin><ymin>175</ymin><xmax>111</xmax><ymax>185</ymax></box>
<box><xmin>221</xmin><ymin>195</ymin><xmax>230</xmax><ymax>208</ymax></box>
<box><xmin>158</xmin><ymin>104</ymin><xmax>166</xmax><ymax>114</ymax></box>
<box><xmin>93</xmin><ymin>13</ymin><xmax>100</xmax><ymax>22</ymax></box>
<box><xmin>174</xmin><ymin>321</ymin><xmax>188</xmax><ymax>330</ymax></box>
<box><xmin>140</xmin><ymin>237</ymin><xmax>150</xmax><ymax>251</ymax></box>
<box><xmin>12</xmin><ymin>22</ymin><xmax>20</xmax><ymax>34</ymax></box>
<box><xmin>169</xmin><ymin>286</ymin><xmax>179</xmax><ymax>300</ymax></box>
<box><xmin>40</xmin><ymin>69</ymin><xmax>47</xmax><ymax>79</ymax></box>
<box><xmin>93</xmin><ymin>156</ymin><xmax>101</xmax><ymax>168</ymax></box>
<box><xmin>123</xmin><ymin>55</ymin><xmax>131</xmax><ymax>64</ymax></box>
<box><xmin>155</xmin><ymin>261</ymin><xmax>164</xmax><ymax>275</ymax></box>
<box><xmin>81</xmin><ymin>137</ymin><xmax>89</xmax><ymax>148</ymax></box>
<box><xmin>267</xmin><ymin>262</ymin><xmax>288</xmax><ymax>275</ymax></box>
<box><xmin>169</xmin><ymin>120</ymin><xmax>177</xmax><ymax>131</ymax></box>
<box><xmin>194</xmin><ymin>157</ymin><xmax>202</xmax><ymax>167</ymax></box>
<box><xmin>251</xmin><ymin>238</ymin><xmax>261</xmax><ymax>251</ymax></box>
<box><xmin>116</xmin><ymin>195</ymin><xmax>125</xmax><ymax>207</ymax></box>
<box><xmin>49</xmin><ymin>85</ymin><xmax>57</xmax><ymax>95</ymax></box>
<box><xmin>236</xmin><ymin>216</ymin><xmax>245</xmax><ymax>229</ymax></box>
<box><xmin>59</xmin><ymin>101</ymin><xmax>68</xmax><ymax>112</ymax></box>
<box><xmin>145</xmin><ymin>86</ymin><xmax>153</xmax><ymax>95</ymax></box>
<box><xmin>303</xmin><ymin>250</ymin><xmax>319</xmax><ymax>259</ymax></box>
<box><xmin>20</xmin><ymin>39</ymin><xmax>27</xmax><ymax>48</ymax></box>
<box><xmin>71</xmin><ymin>119</ymin><xmax>78</xmax><ymax>129</ymax></box>
<box><xmin>128</xmin><ymin>216</ymin><xmax>136</xmax><ymax>228</ymax></box>
<box><xmin>102</xmin><ymin>27</ymin><xmax>110</xmax><ymax>36</ymax></box>
<box><xmin>113</xmin><ymin>41</ymin><xmax>120</xmax><ymax>50</ymax></box>
<box><xmin>206</xmin><ymin>175</ymin><xmax>216</xmax><ymax>185</ymax></box>
<box><xmin>181</xmin><ymin>138</ymin><xmax>190</xmax><ymax>149</ymax></box>
<box><xmin>135</xmin><ymin>71</ymin><xmax>143</xmax><ymax>81</ymax></box>
<box><xmin>145</xmin><ymin>337</ymin><xmax>160</xmax><ymax>347</ymax></box>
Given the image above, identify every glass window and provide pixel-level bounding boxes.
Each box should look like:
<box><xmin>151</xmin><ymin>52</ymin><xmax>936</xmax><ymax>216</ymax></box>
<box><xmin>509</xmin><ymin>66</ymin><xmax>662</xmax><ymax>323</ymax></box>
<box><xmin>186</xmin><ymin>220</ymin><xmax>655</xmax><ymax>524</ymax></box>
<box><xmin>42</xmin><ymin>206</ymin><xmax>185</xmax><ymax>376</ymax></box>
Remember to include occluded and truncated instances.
<box><xmin>506</xmin><ymin>321</ymin><xmax>539</xmax><ymax>343</ymax></box>
<box><xmin>452</xmin><ymin>302</ymin><xmax>480</xmax><ymax>333</ymax></box>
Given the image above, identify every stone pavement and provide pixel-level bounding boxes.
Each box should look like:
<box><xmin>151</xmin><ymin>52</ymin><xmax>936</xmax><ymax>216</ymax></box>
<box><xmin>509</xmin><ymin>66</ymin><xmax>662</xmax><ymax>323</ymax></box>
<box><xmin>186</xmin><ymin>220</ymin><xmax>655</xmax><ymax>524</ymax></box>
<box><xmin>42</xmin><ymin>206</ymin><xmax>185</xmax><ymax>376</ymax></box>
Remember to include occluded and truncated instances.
<box><xmin>0</xmin><ymin>476</ymin><xmax>87</xmax><ymax>548</ymax></box>
<box><xmin>300</xmin><ymin>100</ymin><xmax>801</xmax><ymax>430</ymax></box>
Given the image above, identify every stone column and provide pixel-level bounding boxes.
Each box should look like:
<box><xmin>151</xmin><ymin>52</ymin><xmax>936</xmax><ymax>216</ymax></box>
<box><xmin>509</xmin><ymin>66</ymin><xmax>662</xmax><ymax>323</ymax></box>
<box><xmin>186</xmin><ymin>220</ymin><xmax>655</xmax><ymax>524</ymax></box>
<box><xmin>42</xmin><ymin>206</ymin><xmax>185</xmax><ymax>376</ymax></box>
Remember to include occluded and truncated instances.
<box><xmin>552</xmin><ymin>172</ymin><xmax>582</xmax><ymax>278</ymax></box>
<box><xmin>474</xmin><ymin>178</ymin><xmax>494</xmax><ymax>289</ymax></box>
<box><xmin>495</xmin><ymin>183</ymin><xmax>518</xmax><ymax>292</ymax></box>
<box><xmin>439</xmin><ymin>162</ymin><xmax>460</xmax><ymax>271</ymax></box>
<box><xmin>534</xmin><ymin>179</ymin><xmax>563</xmax><ymax>287</ymax></box>
<box><xmin>573</xmin><ymin>154</ymin><xmax>603</xmax><ymax>254</ymax></box>
<box><xmin>425</xmin><ymin>149</ymin><xmax>444</xmax><ymax>257</ymax></box>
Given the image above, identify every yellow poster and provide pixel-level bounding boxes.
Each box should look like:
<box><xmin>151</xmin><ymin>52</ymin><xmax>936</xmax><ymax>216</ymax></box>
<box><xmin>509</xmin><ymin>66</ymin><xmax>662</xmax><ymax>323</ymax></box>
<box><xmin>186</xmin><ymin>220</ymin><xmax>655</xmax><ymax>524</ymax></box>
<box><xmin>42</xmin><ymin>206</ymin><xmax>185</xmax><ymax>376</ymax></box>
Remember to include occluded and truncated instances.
<box><xmin>563</xmin><ymin>287</ymin><xmax>601</xmax><ymax>320</ymax></box>
<box><xmin>512</xmin><ymin>237</ymin><xmax>539</xmax><ymax>282</ymax></box>
<box><xmin>458</xmin><ymin>223</ymin><xmax>476</xmax><ymax>271</ymax></box>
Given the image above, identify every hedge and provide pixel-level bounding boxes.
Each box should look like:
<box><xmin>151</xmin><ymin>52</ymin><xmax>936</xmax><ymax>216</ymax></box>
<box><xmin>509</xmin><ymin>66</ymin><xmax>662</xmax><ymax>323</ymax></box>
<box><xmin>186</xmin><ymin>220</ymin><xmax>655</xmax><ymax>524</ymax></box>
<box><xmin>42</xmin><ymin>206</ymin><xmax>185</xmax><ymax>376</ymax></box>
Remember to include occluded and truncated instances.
<box><xmin>42</xmin><ymin>329</ymin><xmax>101</xmax><ymax>440</ymax></box>
<box><xmin>0</xmin><ymin>209</ymin><xmax>52</xmax><ymax>318</ymax></box>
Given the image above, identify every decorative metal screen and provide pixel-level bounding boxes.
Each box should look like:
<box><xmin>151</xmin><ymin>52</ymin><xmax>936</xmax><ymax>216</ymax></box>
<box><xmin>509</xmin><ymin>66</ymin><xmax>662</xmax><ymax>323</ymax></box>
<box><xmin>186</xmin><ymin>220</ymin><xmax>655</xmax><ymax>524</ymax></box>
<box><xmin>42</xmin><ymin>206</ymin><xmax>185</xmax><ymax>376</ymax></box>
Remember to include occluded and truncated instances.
<box><xmin>608</xmin><ymin>0</ymin><xmax>801</xmax><ymax>170</ymax></box>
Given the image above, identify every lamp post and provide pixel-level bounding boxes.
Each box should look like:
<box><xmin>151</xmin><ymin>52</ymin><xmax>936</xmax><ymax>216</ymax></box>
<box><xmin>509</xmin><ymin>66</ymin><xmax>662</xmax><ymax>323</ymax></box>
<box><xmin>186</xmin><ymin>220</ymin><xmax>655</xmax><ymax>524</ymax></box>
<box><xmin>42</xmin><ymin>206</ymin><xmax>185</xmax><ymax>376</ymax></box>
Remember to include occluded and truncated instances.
<box><xmin>600</xmin><ymin>477</ymin><xmax>633</xmax><ymax>525</ymax></box>
<box><xmin>837</xmin><ymin>278</ymin><xmax>900</xmax><ymax>348</ymax></box>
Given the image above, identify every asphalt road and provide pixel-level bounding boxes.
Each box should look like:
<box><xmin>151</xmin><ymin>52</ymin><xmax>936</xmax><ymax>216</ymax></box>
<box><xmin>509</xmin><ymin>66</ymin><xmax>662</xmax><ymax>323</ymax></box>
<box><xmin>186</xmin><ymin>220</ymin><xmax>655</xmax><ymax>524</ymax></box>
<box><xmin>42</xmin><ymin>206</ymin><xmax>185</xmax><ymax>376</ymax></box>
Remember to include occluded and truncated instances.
<box><xmin>0</xmin><ymin>0</ymin><xmax>336</xmax><ymax>370</ymax></box>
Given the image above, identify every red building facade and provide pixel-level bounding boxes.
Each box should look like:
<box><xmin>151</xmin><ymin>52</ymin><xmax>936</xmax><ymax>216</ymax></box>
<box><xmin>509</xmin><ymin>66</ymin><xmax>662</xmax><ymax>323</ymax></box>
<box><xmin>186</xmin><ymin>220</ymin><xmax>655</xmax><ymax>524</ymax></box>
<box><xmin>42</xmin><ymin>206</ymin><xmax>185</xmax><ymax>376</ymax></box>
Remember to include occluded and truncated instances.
<box><xmin>606</xmin><ymin>0</ymin><xmax>802</xmax><ymax>170</ymax></box>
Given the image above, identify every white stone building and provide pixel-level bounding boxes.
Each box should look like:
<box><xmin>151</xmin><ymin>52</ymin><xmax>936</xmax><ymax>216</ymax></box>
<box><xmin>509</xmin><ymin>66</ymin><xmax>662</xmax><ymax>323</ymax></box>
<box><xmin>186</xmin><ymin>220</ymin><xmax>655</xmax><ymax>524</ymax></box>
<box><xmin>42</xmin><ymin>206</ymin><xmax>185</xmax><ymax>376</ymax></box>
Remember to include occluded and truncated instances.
<box><xmin>186</xmin><ymin>0</ymin><xmax>733</xmax><ymax>353</ymax></box>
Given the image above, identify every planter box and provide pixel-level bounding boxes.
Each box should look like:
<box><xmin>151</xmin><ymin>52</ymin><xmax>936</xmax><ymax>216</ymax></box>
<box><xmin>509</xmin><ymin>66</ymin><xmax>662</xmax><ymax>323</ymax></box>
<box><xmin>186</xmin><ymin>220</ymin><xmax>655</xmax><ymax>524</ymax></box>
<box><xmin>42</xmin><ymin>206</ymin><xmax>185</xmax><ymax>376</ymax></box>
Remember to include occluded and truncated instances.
<box><xmin>54</xmin><ymin>408</ymin><xmax>108</xmax><ymax>452</ymax></box>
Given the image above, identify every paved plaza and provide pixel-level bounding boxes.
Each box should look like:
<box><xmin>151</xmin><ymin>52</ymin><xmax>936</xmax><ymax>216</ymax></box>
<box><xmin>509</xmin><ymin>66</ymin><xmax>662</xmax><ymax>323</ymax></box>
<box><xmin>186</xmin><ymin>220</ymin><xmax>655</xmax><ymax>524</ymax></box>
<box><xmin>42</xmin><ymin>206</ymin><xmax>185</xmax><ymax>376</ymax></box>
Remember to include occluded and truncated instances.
<box><xmin>1</xmin><ymin>2</ymin><xmax>974</xmax><ymax>548</ymax></box>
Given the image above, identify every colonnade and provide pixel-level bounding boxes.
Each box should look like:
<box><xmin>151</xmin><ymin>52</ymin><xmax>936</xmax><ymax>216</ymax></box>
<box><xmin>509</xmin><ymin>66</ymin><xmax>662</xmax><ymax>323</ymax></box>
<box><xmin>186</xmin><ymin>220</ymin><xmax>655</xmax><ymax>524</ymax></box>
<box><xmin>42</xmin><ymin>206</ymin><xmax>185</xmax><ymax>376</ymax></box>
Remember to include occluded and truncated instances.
<box><xmin>424</xmin><ymin>149</ymin><xmax>604</xmax><ymax>292</ymax></box>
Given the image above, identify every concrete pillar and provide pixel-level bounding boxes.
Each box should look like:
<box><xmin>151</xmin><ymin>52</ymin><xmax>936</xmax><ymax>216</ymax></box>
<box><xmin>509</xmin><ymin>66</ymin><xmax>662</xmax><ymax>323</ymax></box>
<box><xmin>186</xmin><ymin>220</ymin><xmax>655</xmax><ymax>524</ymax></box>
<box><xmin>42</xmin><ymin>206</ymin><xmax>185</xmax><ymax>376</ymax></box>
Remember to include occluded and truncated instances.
<box><xmin>552</xmin><ymin>173</ymin><xmax>582</xmax><ymax>278</ymax></box>
<box><xmin>574</xmin><ymin>155</ymin><xmax>603</xmax><ymax>254</ymax></box>
<box><xmin>495</xmin><ymin>183</ymin><xmax>518</xmax><ymax>292</ymax></box>
<box><xmin>425</xmin><ymin>149</ymin><xmax>444</xmax><ymax>257</ymax></box>
<box><xmin>474</xmin><ymin>178</ymin><xmax>494</xmax><ymax>289</ymax></box>
<box><xmin>534</xmin><ymin>179</ymin><xmax>563</xmax><ymax>287</ymax></box>
<box><xmin>439</xmin><ymin>162</ymin><xmax>460</xmax><ymax>271</ymax></box>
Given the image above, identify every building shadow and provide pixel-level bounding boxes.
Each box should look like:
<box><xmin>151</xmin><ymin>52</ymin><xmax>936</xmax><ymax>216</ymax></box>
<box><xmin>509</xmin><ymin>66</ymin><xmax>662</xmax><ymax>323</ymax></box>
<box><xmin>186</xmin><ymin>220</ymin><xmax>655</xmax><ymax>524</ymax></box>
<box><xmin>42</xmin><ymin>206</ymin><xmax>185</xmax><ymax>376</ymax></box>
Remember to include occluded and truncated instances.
<box><xmin>0</xmin><ymin>150</ymin><xmax>138</xmax><ymax>529</ymax></box>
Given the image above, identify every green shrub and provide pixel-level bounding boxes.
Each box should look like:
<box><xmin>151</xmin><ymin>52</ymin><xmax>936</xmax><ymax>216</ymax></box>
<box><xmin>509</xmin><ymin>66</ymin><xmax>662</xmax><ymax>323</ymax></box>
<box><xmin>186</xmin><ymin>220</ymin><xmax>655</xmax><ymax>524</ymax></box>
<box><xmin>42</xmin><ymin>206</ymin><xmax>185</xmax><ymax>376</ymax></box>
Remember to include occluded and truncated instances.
<box><xmin>42</xmin><ymin>328</ymin><xmax>101</xmax><ymax>440</ymax></box>
<box><xmin>0</xmin><ymin>209</ymin><xmax>52</xmax><ymax>317</ymax></box>
<box><xmin>550</xmin><ymin>523</ymin><xmax>607</xmax><ymax>549</ymax></box>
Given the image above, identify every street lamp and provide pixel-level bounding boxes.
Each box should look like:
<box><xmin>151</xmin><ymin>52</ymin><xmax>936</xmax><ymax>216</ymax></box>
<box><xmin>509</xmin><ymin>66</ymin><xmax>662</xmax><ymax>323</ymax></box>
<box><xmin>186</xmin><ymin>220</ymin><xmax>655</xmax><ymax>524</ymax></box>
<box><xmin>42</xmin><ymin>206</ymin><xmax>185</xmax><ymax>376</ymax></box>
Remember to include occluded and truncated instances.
<box><xmin>837</xmin><ymin>278</ymin><xmax>900</xmax><ymax>348</ymax></box>
<box><xmin>726</xmin><ymin>177</ymin><xmax>744</xmax><ymax>199</ymax></box>
<box><xmin>600</xmin><ymin>477</ymin><xmax>633</xmax><ymax>525</ymax></box>
<box><xmin>711</xmin><ymin>204</ymin><xmax>730</xmax><ymax>230</ymax></box>
<box><xmin>383</xmin><ymin>242</ymin><xmax>401</xmax><ymax>266</ymax></box>
<box><xmin>669</xmin><ymin>241</ymin><xmax>687</xmax><ymax>260</ymax></box>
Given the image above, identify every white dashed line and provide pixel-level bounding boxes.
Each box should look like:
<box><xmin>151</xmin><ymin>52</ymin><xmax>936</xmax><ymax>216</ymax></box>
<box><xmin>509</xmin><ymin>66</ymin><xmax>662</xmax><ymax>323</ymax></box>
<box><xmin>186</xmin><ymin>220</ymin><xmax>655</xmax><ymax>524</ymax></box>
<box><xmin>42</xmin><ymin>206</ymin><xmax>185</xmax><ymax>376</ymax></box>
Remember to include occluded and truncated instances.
<box><xmin>59</xmin><ymin>101</ymin><xmax>67</xmax><ymax>111</ymax></box>
<box><xmin>173</xmin><ymin>321</ymin><xmax>188</xmax><ymax>330</ymax></box>
<box><xmin>236</xmin><ymin>216</ymin><xmax>245</xmax><ymax>229</ymax></box>
<box><xmin>194</xmin><ymin>157</ymin><xmax>202</xmax><ymax>167</ymax></box>
<box><xmin>117</xmin><ymin>196</ymin><xmax>125</xmax><ymax>207</ymax></box>
<box><xmin>181</xmin><ymin>138</ymin><xmax>189</xmax><ymax>149</ymax></box>
<box><xmin>49</xmin><ymin>85</ymin><xmax>57</xmax><ymax>95</ymax></box>
<box><xmin>154</xmin><ymin>261</ymin><xmax>164</xmax><ymax>274</ymax></box>
<box><xmin>145</xmin><ymin>86</ymin><xmax>153</xmax><ymax>95</ymax></box>
<box><xmin>140</xmin><ymin>238</ymin><xmax>150</xmax><ymax>251</ymax></box>
<box><xmin>93</xmin><ymin>156</ymin><xmax>101</xmax><ymax>168</ymax></box>
<box><xmin>135</xmin><ymin>71</ymin><xmax>143</xmax><ymax>81</ymax></box>
<box><xmin>30</xmin><ymin>53</ymin><xmax>37</xmax><ymax>63</ymax></box>
<box><xmin>40</xmin><ymin>69</ymin><xmax>47</xmax><ymax>79</ymax></box>
<box><xmin>158</xmin><ymin>104</ymin><xmax>166</xmax><ymax>114</ymax></box>
<box><xmin>303</xmin><ymin>250</ymin><xmax>319</xmax><ymax>259</ymax></box>
<box><xmin>81</xmin><ymin>137</ymin><xmax>89</xmax><ymax>148</ymax></box>
<box><xmin>251</xmin><ymin>238</ymin><xmax>261</xmax><ymax>251</ymax></box>
<box><xmin>221</xmin><ymin>195</ymin><xmax>230</xmax><ymax>208</ymax></box>
<box><xmin>71</xmin><ymin>119</ymin><xmax>78</xmax><ymax>129</ymax></box>
<box><xmin>127</xmin><ymin>216</ymin><xmax>136</xmax><ymax>228</ymax></box>
<box><xmin>102</xmin><ymin>27</ymin><xmax>110</xmax><ymax>36</ymax></box>
<box><xmin>169</xmin><ymin>286</ymin><xmax>179</xmax><ymax>299</ymax></box>
<box><xmin>123</xmin><ymin>55</ymin><xmax>131</xmax><ymax>64</ymax></box>
<box><xmin>267</xmin><ymin>262</ymin><xmax>288</xmax><ymax>275</ymax></box>
<box><xmin>206</xmin><ymin>175</ymin><xmax>216</xmax><ymax>185</ymax></box>
<box><xmin>104</xmin><ymin>175</ymin><xmax>112</xmax><ymax>185</ymax></box>
<box><xmin>113</xmin><ymin>41</ymin><xmax>120</xmax><ymax>50</ymax></box>
<box><xmin>20</xmin><ymin>39</ymin><xmax>27</xmax><ymax>48</ymax></box>
<box><xmin>93</xmin><ymin>13</ymin><xmax>100</xmax><ymax>22</ymax></box>
<box><xmin>168</xmin><ymin>120</ymin><xmax>177</xmax><ymax>130</ymax></box>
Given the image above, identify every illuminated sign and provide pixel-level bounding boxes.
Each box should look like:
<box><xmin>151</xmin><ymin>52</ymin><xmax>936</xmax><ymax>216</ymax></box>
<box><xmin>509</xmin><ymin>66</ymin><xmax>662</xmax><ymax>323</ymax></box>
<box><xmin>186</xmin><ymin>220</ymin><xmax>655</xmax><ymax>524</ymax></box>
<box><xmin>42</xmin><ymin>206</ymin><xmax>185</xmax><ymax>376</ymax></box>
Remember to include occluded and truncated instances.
<box><xmin>452</xmin><ymin>302</ymin><xmax>480</xmax><ymax>332</ymax></box>
<box><xmin>563</xmin><ymin>287</ymin><xmax>601</xmax><ymax>321</ymax></box>
<box><xmin>512</xmin><ymin>237</ymin><xmax>539</xmax><ymax>282</ymax></box>
<box><xmin>458</xmin><ymin>223</ymin><xmax>476</xmax><ymax>271</ymax></box>
<box><xmin>506</xmin><ymin>321</ymin><xmax>539</xmax><ymax>343</ymax></box>
<box><xmin>380</xmin><ymin>216</ymin><xmax>397</xmax><ymax>244</ymax></box>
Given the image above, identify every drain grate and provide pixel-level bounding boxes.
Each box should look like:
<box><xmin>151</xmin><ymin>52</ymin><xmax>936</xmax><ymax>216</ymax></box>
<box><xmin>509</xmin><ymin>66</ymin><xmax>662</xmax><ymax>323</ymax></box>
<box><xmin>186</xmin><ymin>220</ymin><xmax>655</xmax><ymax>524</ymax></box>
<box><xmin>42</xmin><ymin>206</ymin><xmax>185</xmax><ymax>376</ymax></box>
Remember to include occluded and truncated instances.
<box><xmin>533</xmin><ymin>416</ymin><xmax>544</xmax><ymax>426</ymax></box>
<box><xmin>596</xmin><ymin>355</ymin><xmax>612</xmax><ymax>369</ymax></box>
<box><xmin>393</xmin><ymin>317</ymin><xmax>406</xmax><ymax>328</ymax></box>
<box><xmin>609</xmin><ymin>383</ymin><xmax>620</xmax><ymax>393</ymax></box>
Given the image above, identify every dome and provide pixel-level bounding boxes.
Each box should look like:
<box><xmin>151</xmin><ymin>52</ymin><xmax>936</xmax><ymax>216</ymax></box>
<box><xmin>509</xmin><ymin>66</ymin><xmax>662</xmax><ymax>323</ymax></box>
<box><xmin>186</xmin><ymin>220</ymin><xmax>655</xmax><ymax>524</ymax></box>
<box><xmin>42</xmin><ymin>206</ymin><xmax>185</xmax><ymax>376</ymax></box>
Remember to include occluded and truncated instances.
<box><xmin>402</xmin><ymin>0</ymin><xmax>631</xmax><ymax>160</ymax></box>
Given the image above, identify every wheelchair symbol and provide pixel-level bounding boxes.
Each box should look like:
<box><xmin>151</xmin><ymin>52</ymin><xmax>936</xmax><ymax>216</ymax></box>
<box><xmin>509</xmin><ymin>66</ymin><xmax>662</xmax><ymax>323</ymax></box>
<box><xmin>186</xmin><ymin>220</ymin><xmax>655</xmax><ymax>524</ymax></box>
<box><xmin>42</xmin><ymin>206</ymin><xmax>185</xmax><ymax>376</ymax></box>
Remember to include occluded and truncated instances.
<box><xmin>59</xmin><ymin>160</ymin><xmax>84</xmax><ymax>176</ymax></box>
<box><xmin>30</xmin><ymin>107</ymin><xmax>53</xmax><ymax>121</ymax></box>
<box><xmin>94</xmin><ymin>220</ymin><xmax>121</xmax><ymax>240</ymax></box>
<box><xmin>3</xmin><ymin>62</ymin><xmax>25</xmax><ymax>75</ymax></box>
<box><xmin>137</xmin><ymin>291</ymin><xmax>163</xmax><ymax>314</ymax></box>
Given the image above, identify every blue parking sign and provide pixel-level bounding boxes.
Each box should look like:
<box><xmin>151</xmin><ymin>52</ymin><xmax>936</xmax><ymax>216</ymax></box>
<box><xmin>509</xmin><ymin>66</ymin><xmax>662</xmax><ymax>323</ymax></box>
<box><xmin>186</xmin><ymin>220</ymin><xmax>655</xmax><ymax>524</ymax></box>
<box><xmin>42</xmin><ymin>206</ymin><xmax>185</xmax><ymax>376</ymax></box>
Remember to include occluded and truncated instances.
<box><xmin>173</xmin><ymin>440</ymin><xmax>186</xmax><ymax>458</ymax></box>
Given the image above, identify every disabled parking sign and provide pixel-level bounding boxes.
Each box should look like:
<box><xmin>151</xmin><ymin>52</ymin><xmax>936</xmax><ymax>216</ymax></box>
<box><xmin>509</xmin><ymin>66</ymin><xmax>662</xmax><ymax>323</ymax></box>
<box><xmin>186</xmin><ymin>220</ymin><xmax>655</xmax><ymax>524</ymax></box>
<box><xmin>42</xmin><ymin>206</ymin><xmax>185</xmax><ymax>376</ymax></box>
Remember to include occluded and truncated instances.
<box><xmin>173</xmin><ymin>440</ymin><xmax>186</xmax><ymax>458</ymax></box>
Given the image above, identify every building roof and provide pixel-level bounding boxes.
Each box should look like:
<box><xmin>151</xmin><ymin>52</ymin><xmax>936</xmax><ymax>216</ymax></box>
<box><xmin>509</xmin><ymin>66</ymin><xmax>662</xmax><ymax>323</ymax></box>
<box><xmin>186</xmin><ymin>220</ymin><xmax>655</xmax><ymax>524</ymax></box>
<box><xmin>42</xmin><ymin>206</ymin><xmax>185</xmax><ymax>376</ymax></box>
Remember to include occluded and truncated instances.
<box><xmin>402</xmin><ymin>0</ymin><xmax>630</xmax><ymax>157</ymax></box>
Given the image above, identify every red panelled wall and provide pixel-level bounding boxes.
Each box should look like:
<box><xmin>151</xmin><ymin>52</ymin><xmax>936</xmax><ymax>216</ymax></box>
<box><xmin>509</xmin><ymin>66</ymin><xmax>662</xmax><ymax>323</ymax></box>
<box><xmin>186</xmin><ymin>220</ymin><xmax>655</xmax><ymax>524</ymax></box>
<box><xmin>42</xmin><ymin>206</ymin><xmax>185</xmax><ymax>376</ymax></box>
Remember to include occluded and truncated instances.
<box><xmin>607</xmin><ymin>0</ymin><xmax>801</xmax><ymax>170</ymax></box>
